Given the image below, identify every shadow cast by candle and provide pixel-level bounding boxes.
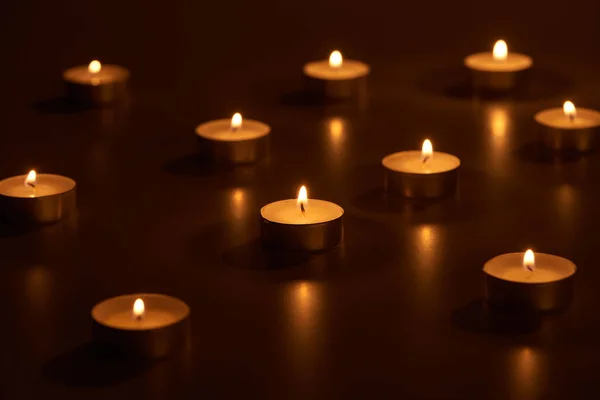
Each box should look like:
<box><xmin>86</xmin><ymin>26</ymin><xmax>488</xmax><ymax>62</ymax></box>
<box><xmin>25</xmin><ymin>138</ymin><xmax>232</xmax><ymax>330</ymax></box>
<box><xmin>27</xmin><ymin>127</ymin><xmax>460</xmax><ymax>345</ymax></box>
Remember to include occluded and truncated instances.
<box><xmin>353</xmin><ymin>187</ymin><xmax>458</xmax><ymax>215</ymax></box>
<box><xmin>452</xmin><ymin>299</ymin><xmax>541</xmax><ymax>335</ymax></box>
<box><xmin>41</xmin><ymin>342</ymin><xmax>150</xmax><ymax>387</ymax></box>
<box><xmin>222</xmin><ymin>238</ymin><xmax>312</xmax><ymax>271</ymax></box>
<box><xmin>516</xmin><ymin>142</ymin><xmax>589</xmax><ymax>164</ymax></box>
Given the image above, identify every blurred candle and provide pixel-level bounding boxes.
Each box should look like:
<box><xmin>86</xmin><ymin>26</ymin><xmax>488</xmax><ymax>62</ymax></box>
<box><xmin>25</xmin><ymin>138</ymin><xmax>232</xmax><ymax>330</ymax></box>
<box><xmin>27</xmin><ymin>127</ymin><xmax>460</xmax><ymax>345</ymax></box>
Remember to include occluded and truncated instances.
<box><xmin>535</xmin><ymin>101</ymin><xmax>600</xmax><ymax>151</ymax></box>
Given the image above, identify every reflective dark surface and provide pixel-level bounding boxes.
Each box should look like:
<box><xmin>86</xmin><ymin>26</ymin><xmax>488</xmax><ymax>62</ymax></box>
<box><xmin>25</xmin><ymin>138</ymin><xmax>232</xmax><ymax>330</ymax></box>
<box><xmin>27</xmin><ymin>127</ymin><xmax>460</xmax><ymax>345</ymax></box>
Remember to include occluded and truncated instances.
<box><xmin>2</xmin><ymin>0</ymin><xmax>600</xmax><ymax>398</ymax></box>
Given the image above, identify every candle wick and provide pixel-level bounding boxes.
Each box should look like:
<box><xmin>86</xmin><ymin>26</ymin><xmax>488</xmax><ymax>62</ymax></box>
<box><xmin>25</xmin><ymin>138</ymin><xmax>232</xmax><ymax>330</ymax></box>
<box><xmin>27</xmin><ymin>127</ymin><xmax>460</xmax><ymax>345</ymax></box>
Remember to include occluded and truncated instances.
<box><xmin>422</xmin><ymin>156</ymin><xmax>429</xmax><ymax>164</ymax></box>
<box><xmin>300</xmin><ymin>202</ymin><xmax>306</xmax><ymax>216</ymax></box>
<box><xmin>231</xmin><ymin>127</ymin><xmax>238</xmax><ymax>133</ymax></box>
<box><xmin>569</xmin><ymin>114</ymin><xmax>575</xmax><ymax>122</ymax></box>
<box><xmin>135</xmin><ymin>314</ymin><xmax>142</xmax><ymax>321</ymax></box>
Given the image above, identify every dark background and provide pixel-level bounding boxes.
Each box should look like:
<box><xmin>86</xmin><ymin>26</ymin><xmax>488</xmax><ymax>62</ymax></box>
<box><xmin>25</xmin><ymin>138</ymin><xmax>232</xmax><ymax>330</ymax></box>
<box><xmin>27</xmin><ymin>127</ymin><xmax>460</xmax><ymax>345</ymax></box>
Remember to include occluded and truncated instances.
<box><xmin>1</xmin><ymin>0</ymin><xmax>600</xmax><ymax>398</ymax></box>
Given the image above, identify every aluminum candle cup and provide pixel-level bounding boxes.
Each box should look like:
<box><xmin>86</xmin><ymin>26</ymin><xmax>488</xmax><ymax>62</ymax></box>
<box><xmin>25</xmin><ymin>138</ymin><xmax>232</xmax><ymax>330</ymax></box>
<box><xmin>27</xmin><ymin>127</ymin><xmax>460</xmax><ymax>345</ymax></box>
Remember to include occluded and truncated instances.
<box><xmin>464</xmin><ymin>40</ymin><xmax>532</xmax><ymax>92</ymax></box>
<box><xmin>63</xmin><ymin>60</ymin><xmax>130</xmax><ymax>105</ymax></box>
<box><xmin>382</xmin><ymin>140</ymin><xmax>460</xmax><ymax>198</ymax></box>
<box><xmin>534</xmin><ymin>101</ymin><xmax>600</xmax><ymax>151</ymax></box>
<box><xmin>0</xmin><ymin>171</ymin><xmax>76</xmax><ymax>225</ymax></box>
<box><xmin>195</xmin><ymin>113</ymin><xmax>270</xmax><ymax>164</ymax></box>
<box><xmin>261</xmin><ymin>186</ymin><xmax>344</xmax><ymax>252</ymax></box>
<box><xmin>484</xmin><ymin>251</ymin><xmax>576</xmax><ymax>312</ymax></box>
<box><xmin>92</xmin><ymin>294</ymin><xmax>191</xmax><ymax>359</ymax></box>
<box><xmin>303</xmin><ymin>50</ymin><xmax>370</xmax><ymax>100</ymax></box>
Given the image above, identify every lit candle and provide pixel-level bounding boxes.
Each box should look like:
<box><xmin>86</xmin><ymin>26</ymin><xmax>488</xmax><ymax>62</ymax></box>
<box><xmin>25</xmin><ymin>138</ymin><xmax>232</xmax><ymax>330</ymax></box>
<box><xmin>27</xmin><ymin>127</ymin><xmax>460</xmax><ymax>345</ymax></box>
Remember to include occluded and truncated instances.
<box><xmin>195</xmin><ymin>112</ymin><xmax>271</xmax><ymax>164</ymax></box>
<box><xmin>484</xmin><ymin>250</ymin><xmax>576</xmax><ymax>312</ymax></box>
<box><xmin>0</xmin><ymin>170</ymin><xmax>76</xmax><ymax>224</ymax></box>
<box><xmin>382</xmin><ymin>139</ymin><xmax>460</xmax><ymax>197</ymax></box>
<box><xmin>464</xmin><ymin>40</ymin><xmax>532</xmax><ymax>92</ymax></box>
<box><xmin>63</xmin><ymin>60</ymin><xmax>130</xmax><ymax>105</ymax></box>
<box><xmin>92</xmin><ymin>293</ymin><xmax>191</xmax><ymax>358</ymax></box>
<box><xmin>534</xmin><ymin>101</ymin><xmax>600</xmax><ymax>151</ymax></box>
<box><xmin>261</xmin><ymin>185</ymin><xmax>344</xmax><ymax>252</ymax></box>
<box><xmin>303</xmin><ymin>50</ymin><xmax>370</xmax><ymax>100</ymax></box>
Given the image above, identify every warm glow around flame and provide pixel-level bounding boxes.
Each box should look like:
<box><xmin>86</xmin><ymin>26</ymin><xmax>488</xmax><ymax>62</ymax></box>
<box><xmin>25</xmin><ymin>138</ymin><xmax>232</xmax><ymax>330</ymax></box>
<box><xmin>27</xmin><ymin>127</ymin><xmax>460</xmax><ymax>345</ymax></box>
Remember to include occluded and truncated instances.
<box><xmin>523</xmin><ymin>249</ymin><xmax>535</xmax><ymax>272</ymax></box>
<box><xmin>422</xmin><ymin>139</ymin><xmax>433</xmax><ymax>160</ymax></box>
<box><xmin>329</xmin><ymin>50</ymin><xmax>343</xmax><ymax>68</ymax></box>
<box><xmin>133</xmin><ymin>298</ymin><xmax>145</xmax><ymax>319</ymax></box>
<box><xmin>297</xmin><ymin>185</ymin><xmax>308</xmax><ymax>210</ymax></box>
<box><xmin>493</xmin><ymin>40</ymin><xmax>508</xmax><ymax>61</ymax></box>
<box><xmin>25</xmin><ymin>170</ymin><xmax>36</xmax><ymax>187</ymax></box>
<box><xmin>563</xmin><ymin>101</ymin><xmax>576</xmax><ymax>120</ymax></box>
<box><xmin>231</xmin><ymin>113</ymin><xmax>242</xmax><ymax>130</ymax></box>
<box><xmin>88</xmin><ymin>60</ymin><xmax>102</xmax><ymax>74</ymax></box>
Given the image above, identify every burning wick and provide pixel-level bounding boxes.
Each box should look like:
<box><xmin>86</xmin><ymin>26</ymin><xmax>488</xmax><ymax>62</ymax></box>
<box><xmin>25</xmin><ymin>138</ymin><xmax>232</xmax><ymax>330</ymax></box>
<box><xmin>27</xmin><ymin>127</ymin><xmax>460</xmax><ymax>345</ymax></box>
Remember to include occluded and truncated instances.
<box><xmin>563</xmin><ymin>101</ymin><xmax>576</xmax><ymax>123</ymax></box>
<box><xmin>297</xmin><ymin>185</ymin><xmax>308</xmax><ymax>217</ymax></box>
<box><xmin>421</xmin><ymin>139</ymin><xmax>433</xmax><ymax>164</ymax></box>
<box><xmin>231</xmin><ymin>113</ymin><xmax>242</xmax><ymax>133</ymax></box>
<box><xmin>133</xmin><ymin>298</ymin><xmax>145</xmax><ymax>321</ymax></box>
<box><xmin>25</xmin><ymin>170</ymin><xmax>37</xmax><ymax>191</ymax></box>
<box><xmin>523</xmin><ymin>249</ymin><xmax>535</xmax><ymax>273</ymax></box>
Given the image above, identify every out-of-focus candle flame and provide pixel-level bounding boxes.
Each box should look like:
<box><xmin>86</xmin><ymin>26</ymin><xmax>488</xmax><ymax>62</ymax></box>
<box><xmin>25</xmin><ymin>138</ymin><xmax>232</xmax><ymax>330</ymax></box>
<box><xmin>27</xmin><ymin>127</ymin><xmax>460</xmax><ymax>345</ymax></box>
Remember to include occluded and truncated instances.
<box><xmin>231</xmin><ymin>113</ymin><xmax>242</xmax><ymax>131</ymax></box>
<box><xmin>297</xmin><ymin>185</ymin><xmax>308</xmax><ymax>213</ymax></box>
<box><xmin>523</xmin><ymin>249</ymin><xmax>535</xmax><ymax>272</ymax></box>
<box><xmin>421</xmin><ymin>139</ymin><xmax>433</xmax><ymax>162</ymax></box>
<box><xmin>25</xmin><ymin>170</ymin><xmax>36</xmax><ymax>188</ymax></box>
<box><xmin>563</xmin><ymin>101</ymin><xmax>576</xmax><ymax>121</ymax></box>
<box><xmin>329</xmin><ymin>51</ymin><xmax>343</xmax><ymax>68</ymax></box>
<box><xmin>133</xmin><ymin>298</ymin><xmax>145</xmax><ymax>320</ymax></box>
<box><xmin>88</xmin><ymin>60</ymin><xmax>102</xmax><ymax>74</ymax></box>
<box><xmin>493</xmin><ymin>40</ymin><xmax>508</xmax><ymax>61</ymax></box>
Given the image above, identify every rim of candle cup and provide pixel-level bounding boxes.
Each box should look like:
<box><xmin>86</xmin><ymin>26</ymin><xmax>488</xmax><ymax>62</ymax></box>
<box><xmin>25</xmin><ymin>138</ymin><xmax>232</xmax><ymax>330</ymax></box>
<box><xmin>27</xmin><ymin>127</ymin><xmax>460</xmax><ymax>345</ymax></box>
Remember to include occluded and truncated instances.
<box><xmin>484</xmin><ymin>252</ymin><xmax>576</xmax><ymax>284</ymax></box>
<box><xmin>195</xmin><ymin>119</ymin><xmax>271</xmax><ymax>141</ymax></box>
<box><xmin>92</xmin><ymin>293</ymin><xmax>190</xmax><ymax>331</ymax></box>
<box><xmin>303</xmin><ymin>59</ymin><xmax>370</xmax><ymax>80</ymax></box>
<box><xmin>381</xmin><ymin>151</ymin><xmax>461</xmax><ymax>175</ymax></box>
<box><xmin>0</xmin><ymin>174</ymin><xmax>76</xmax><ymax>198</ymax></box>
<box><xmin>464</xmin><ymin>52</ymin><xmax>533</xmax><ymax>72</ymax></box>
<box><xmin>260</xmin><ymin>199</ymin><xmax>344</xmax><ymax>226</ymax></box>
<box><xmin>534</xmin><ymin>107</ymin><xmax>600</xmax><ymax>129</ymax></box>
<box><xmin>63</xmin><ymin>64</ymin><xmax>130</xmax><ymax>84</ymax></box>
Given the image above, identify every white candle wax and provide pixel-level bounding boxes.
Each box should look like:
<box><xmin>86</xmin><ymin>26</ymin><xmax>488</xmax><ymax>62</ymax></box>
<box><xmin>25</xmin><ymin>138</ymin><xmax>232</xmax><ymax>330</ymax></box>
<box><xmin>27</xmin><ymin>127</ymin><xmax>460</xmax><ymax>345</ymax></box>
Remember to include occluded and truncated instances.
<box><xmin>303</xmin><ymin>60</ymin><xmax>369</xmax><ymax>81</ymax></box>
<box><xmin>484</xmin><ymin>252</ymin><xmax>575</xmax><ymax>284</ymax></box>
<box><xmin>382</xmin><ymin>151</ymin><xmax>460</xmax><ymax>174</ymax></box>
<box><xmin>0</xmin><ymin>174</ymin><xmax>75</xmax><ymax>198</ymax></box>
<box><xmin>261</xmin><ymin>199</ymin><xmax>343</xmax><ymax>225</ymax></box>
<box><xmin>63</xmin><ymin>64</ymin><xmax>129</xmax><ymax>86</ymax></box>
<box><xmin>196</xmin><ymin>119</ymin><xmax>270</xmax><ymax>142</ymax></box>
<box><xmin>535</xmin><ymin>108</ymin><xmax>600</xmax><ymax>129</ymax></box>
<box><xmin>464</xmin><ymin>52</ymin><xmax>532</xmax><ymax>72</ymax></box>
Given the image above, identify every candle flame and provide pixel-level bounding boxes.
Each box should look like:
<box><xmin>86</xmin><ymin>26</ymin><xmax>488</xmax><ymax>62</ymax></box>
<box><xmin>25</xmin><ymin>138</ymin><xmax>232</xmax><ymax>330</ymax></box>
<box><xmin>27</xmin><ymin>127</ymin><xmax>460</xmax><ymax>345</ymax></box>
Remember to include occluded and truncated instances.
<box><xmin>231</xmin><ymin>113</ymin><xmax>242</xmax><ymax>131</ymax></box>
<box><xmin>493</xmin><ymin>40</ymin><xmax>508</xmax><ymax>61</ymax></box>
<box><xmin>133</xmin><ymin>298</ymin><xmax>145</xmax><ymax>319</ymax></box>
<box><xmin>25</xmin><ymin>170</ymin><xmax>36</xmax><ymax>188</ymax></box>
<box><xmin>329</xmin><ymin>50</ymin><xmax>343</xmax><ymax>68</ymax></box>
<box><xmin>297</xmin><ymin>185</ymin><xmax>308</xmax><ymax>213</ymax></box>
<box><xmin>523</xmin><ymin>249</ymin><xmax>535</xmax><ymax>272</ymax></box>
<box><xmin>421</xmin><ymin>139</ymin><xmax>433</xmax><ymax>162</ymax></box>
<box><xmin>88</xmin><ymin>60</ymin><xmax>102</xmax><ymax>74</ymax></box>
<box><xmin>563</xmin><ymin>101</ymin><xmax>576</xmax><ymax>121</ymax></box>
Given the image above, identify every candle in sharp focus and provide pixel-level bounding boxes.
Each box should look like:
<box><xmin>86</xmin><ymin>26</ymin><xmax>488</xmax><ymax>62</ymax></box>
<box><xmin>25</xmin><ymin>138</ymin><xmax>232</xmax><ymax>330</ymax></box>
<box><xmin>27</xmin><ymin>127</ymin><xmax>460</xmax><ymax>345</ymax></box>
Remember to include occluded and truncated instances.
<box><xmin>534</xmin><ymin>101</ymin><xmax>600</xmax><ymax>151</ymax></box>
<box><xmin>303</xmin><ymin>50</ymin><xmax>370</xmax><ymax>100</ymax></box>
<box><xmin>63</xmin><ymin>60</ymin><xmax>130</xmax><ymax>105</ymax></box>
<box><xmin>464</xmin><ymin>40</ymin><xmax>532</xmax><ymax>92</ymax></box>
<box><xmin>0</xmin><ymin>170</ymin><xmax>76</xmax><ymax>224</ymax></box>
<box><xmin>261</xmin><ymin>185</ymin><xmax>344</xmax><ymax>251</ymax></box>
<box><xmin>382</xmin><ymin>139</ymin><xmax>460</xmax><ymax>197</ymax></box>
<box><xmin>195</xmin><ymin>112</ymin><xmax>271</xmax><ymax>164</ymax></box>
<box><xmin>92</xmin><ymin>294</ymin><xmax>191</xmax><ymax>358</ymax></box>
<box><xmin>484</xmin><ymin>250</ymin><xmax>576</xmax><ymax>312</ymax></box>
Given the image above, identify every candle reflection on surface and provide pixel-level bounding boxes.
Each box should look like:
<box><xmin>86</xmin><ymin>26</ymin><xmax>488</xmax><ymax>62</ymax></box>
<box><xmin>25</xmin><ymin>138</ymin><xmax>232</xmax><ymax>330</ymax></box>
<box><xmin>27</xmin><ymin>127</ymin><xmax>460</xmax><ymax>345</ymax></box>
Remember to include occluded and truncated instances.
<box><xmin>325</xmin><ymin>117</ymin><xmax>348</xmax><ymax>170</ymax></box>
<box><xmin>487</xmin><ymin>105</ymin><xmax>511</xmax><ymax>176</ymax></box>
<box><xmin>510</xmin><ymin>346</ymin><xmax>543</xmax><ymax>399</ymax></box>
<box><xmin>413</xmin><ymin>224</ymin><xmax>442</xmax><ymax>276</ymax></box>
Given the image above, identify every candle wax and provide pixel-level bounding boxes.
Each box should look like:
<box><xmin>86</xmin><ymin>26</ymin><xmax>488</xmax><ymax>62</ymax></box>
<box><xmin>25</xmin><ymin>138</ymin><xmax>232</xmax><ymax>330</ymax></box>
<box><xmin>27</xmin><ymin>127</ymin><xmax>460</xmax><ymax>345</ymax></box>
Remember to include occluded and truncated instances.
<box><xmin>63</xmin><ymin>64</ymin><xmax>129</xmax><ymax>85</ymax></box>
<box><xmin>382</xmin><ymin>151</ymin><xmax>460</xmax><ymax>174</ymax></box>
<box><xmin>303</xmin><ymin>60</ymin><xmax>370</xmax><ymax>80</ymax></box>
<box><xmin>464</xmin><ymin>53</ymin><xmax>532</xmax><ymax>72</ymax></box>
<box><xmin>484</xmin><ymin>252</ymin><xmax>576</xmax><ymax>284</ymax></box>
<box><xmin>535</xmin><ymin>108</ymin><xmax>600</xmax><ymax>129</ymax></box>
<box><xmin>0</xmin><ymin>174</ymin><xmax>75</xmax><ymax>198</ymax></box>
<box><xmin>196</xmin><ymin>119</ymin><xmax>270</xmax><ymax>141</ymax></box>
<box><xmin>261</xmin><ymin>199</ymin><xmax>343</xmax><ymax>225</ymax></box>
<box><xmin>105</xmin><ymin>310</ymin><xmax>179</xmax><ymax>330</ymax></box>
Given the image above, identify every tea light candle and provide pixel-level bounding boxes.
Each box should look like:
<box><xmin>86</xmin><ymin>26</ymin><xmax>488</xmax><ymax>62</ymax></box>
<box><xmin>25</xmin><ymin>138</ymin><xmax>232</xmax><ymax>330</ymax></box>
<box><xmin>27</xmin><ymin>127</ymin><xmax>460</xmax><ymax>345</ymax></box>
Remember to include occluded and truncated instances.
<box><xmin>382</xmin><ymin>139</ymin><xmax>460</xmax><ymax>198</ymax></box>
<box><xmin>303</xmin><ymin>50</ymin><xmax>370</xmax><ymax>100</ymax></box>
<box><xmin>534</xmin><ymin>101</ymin><xmax>600</xmax><ymax>151</ymax></box>
<box><xmin>63</xmin><ymin>60</ymin><xmax>130</xmax><ymax>105</ymax></box>
<box><xmin>0</xmin><ymin>170</ymin><xmax>76</xmax><ymax>224</ymax></box>
<box><xmin>464</xmin><ymin>40</ymin><xmax>532</xmax><ymax>92</ymax></box>
<box><xmin>195</xmin><ymin>113</ymin><xmax>271</xmax><ymax>164</ymax></box>
<box><xmin>92</xmin><ymin>294</ymin><xmax>191</xmax><ymax>358</ymax></box>
<box><xmin>484</xmin><ymin>250</ymin><xmax>576</xmax><ymax>312</ymax></box>
<box><xmin>261</xmin><ymin>186</ymin><xmax>344</xmax><ymax>252</ymax></box>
